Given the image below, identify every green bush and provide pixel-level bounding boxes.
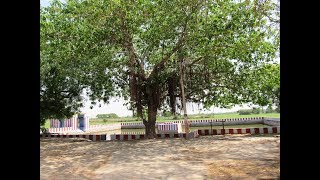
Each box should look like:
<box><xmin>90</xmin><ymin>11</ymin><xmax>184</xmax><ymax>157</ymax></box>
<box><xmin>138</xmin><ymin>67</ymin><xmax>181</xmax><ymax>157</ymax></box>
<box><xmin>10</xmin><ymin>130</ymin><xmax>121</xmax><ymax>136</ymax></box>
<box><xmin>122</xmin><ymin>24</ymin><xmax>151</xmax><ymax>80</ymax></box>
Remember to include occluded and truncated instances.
<box><xmin>162</xmin><ymin>111</ymin><xmax>172</xmax><ymax>117</ymax></box>
<box><xmin>252</xmin><ymin>107</ymin><xmax>261</xmax><ymax>114</ymax></box>
<box><xmin>266</xmin><ymin>105</ymin><xmax>274</xmax><ymax>113</ymax></box>
<box><xmin>238</xmin><ymin>109</ymin><xmax>252</xmax><ymax>115</ymax></box>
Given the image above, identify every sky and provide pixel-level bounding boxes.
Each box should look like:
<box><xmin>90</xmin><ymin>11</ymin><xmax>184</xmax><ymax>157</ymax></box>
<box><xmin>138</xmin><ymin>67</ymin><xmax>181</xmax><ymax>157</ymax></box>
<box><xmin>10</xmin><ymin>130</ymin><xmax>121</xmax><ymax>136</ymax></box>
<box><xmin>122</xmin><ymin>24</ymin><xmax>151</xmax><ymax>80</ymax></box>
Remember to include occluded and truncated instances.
<box><xmin>40</xmin><ymin>0</ymin><xmax>51</xmax><ymax>7</ymax></box>
<box><xmin>80</xmin><ymin>96</ymin><xmax>252</xmax><ymax>118</ymax></box>
<box><xmin>40</xmin><ymin>0</ymin><xmax>278</xmax><ymax>118</ymax></box>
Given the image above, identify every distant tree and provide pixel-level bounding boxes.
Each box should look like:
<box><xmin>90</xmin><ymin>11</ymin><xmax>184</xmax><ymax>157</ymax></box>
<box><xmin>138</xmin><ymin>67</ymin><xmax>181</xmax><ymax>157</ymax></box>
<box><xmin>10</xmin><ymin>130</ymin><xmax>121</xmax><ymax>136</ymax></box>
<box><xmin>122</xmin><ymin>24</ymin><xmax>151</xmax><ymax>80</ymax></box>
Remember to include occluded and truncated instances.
<box><xmin>96</xmin><ymin>113</ymin><xmax>119</xmax><ymax>119</ymax></box>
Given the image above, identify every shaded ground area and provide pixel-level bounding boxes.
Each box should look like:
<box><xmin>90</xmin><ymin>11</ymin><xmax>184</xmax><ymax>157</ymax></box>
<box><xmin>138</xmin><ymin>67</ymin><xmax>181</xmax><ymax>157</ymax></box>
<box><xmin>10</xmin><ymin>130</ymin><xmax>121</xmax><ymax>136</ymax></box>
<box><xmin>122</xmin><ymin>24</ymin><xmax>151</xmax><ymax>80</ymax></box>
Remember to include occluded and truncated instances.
<box><xmin>40</xmin><ymin>134</ymin><xmax>280</xmax><ymax>180</ymax></box>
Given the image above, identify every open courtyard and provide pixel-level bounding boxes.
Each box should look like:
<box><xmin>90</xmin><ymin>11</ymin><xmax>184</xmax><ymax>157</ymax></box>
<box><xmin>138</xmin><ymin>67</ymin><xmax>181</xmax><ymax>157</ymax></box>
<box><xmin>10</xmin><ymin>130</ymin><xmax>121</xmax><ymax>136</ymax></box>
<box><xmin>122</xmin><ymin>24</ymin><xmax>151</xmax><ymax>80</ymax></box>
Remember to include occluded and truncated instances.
<box><xmin>40</xmin><ymin>134</ymin><xmax>280</xmax><ymax>179</ymax></box>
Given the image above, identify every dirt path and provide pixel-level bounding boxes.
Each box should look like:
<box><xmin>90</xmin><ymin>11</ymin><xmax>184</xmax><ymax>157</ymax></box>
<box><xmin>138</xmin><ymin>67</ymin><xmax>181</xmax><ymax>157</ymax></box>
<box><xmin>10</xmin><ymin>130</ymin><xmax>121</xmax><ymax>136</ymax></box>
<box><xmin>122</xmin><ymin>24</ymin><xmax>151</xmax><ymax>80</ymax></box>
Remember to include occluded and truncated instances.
<box><xmin>40</xmin><ymin>134</ymin><xmax>280</xmax><ymax>180</ymax></box>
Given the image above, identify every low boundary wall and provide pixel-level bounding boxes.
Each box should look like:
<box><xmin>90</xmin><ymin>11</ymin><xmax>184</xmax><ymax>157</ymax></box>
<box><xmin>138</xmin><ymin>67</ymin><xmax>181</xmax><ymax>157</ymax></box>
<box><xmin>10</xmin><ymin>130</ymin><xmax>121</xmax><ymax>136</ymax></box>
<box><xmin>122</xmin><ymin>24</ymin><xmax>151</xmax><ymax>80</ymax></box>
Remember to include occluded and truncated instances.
<box><xmin>40</xmin><ymin>126</ymin><xmax>279</xmax><ymax>141</ymax></box>
<box><xmin>48</xmin><ymin>123</ymin><xmax>121</xmax><ymax>134</ymax></box>
<box><xmin>121</xmin><ymin>117</ymin><xmax>279</xmax><ymax>128</ymax></box>
<box><xmin>40</xmin><ymin>130</ymin><xmax>199</xmax><ymax>141</ymax></box>
<box><xmin>263</xmin><ymin>118</ymin><xmax>280</xmax><ymax>126</ymax></box>
<box><xmin>197</xmin><ymin>126</ymin><xmax>280</xmax><ymax>135</ymax></box>
<box><xmin>45</xmin><ymin>116</ymin><xmax>279</xmax><ymax>135</ymax></box>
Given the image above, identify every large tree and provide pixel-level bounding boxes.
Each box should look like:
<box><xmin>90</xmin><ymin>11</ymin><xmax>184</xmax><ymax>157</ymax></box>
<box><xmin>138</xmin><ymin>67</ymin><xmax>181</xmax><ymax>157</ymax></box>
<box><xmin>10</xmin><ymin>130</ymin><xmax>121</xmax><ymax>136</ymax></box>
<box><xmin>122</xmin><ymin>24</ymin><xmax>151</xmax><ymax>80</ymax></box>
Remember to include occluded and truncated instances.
<box><xmin>40</xmin><ymin>0</ymin><xmax>115</xmax><ymax>125</ymax></box>
<box><xmin>244</xmin><ymin>63</ymin><xmax>280</xmax><ymax>111</ymax></box>
<box><xmin>41</xmin><ymin>0</ymin><xmax>279</xmax><ymax>137</ymax></box>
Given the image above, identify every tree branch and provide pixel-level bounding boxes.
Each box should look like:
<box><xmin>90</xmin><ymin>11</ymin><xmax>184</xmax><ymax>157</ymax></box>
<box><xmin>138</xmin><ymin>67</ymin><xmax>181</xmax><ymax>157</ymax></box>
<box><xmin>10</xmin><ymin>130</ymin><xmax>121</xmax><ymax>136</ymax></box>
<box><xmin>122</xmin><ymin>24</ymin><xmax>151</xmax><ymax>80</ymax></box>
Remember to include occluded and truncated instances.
<box><xmin>148</xmin><ymin>31</ymin><xmax>187</xmax><ymax>79</ymax></box>
<box><xmin>187</xmin><ymin>56</ymin><xmax>203</xmax><ymax>67</ymax></box>
<box><xmin>148</xmin><ymin>0</ymin><xmax>204</xmax><ymax>79</ymax></box>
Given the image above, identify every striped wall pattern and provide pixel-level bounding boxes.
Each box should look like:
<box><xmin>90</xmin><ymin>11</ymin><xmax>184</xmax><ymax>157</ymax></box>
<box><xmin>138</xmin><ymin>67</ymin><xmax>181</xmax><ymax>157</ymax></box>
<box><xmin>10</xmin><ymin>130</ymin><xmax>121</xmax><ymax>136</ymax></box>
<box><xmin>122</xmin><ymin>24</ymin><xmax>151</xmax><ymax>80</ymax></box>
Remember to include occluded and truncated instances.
<box><xmin>40</xmin><ymin>134</ymin><xmax>108</xmax><ymax>141</ymax></box>
<box><xmin>49</xmin><ymin>115</ymin><xmax>78</xmax><ymax>133</ymax></box>
<box><xmin>48</xmin><ymin>128</ymin><xmax>80</xmax><ymax>134</ymax></box>
<box><xmin>50</xmin><ymin>117</ymin><xmax>77</xmax><ymax>128</ymax></box>
<box><xmin>40</xmin><ymin>131</ymin><xmax>199</xmax><ymax>141</ymax></box>
<box><xmin>40</xmin><ymin>126</ymin><xmax>279</xmax><ymax>141</ymax></box>
<box><xmin>48</xmin><ymin>124</ymin><xmax>121</xmax><ymax>134</ymax></box>
<box><xmin>121</xmin><ymin>117</ymin><xmax>268</xmax><ymax>128</ymax></box>
<box><xmin>157</xmin><ymin>123</ymin><xmax>182</xmax><ymax>133</ymax></box>
<box><xmin>120</xmin><ymin>122</ymin><xmax>146</xmax><ymax>129</ymax></box>
<box><xmin>47</xmin><ymin>116</ymin><xmax>279</xmax><ymax>135</ymax></box>
<box><xmin>197</xmin><ymin>126</ymin><xmax>280</xmax><ymax>135</ymax></box>
<box><xmin>48</xmin><ymin>125</ymin><xmax>78</xmax><ymax>134</ymax></box>
<box><xmin>50</xmin><ymin>119</ymin><xmax>60</xmax><ymax>128</ymax></box>
<box><xmin>110</xmin><ymin>131</ymin><xmax>199</xmax><ymax>140</ymax></box>
<box><xmin>120</xmin><ymin>131</ymin><xmax>145</xmax><ymax>134</ymax></box>
<box><xmin>48</xmin><ymin>114</ymin><xmax>121</xmax><ymax>134</ymax></box>
<box><xmin>83</xmin><ymin>115</ymin><xmax>90</xmax><ymax>131</ymax></box>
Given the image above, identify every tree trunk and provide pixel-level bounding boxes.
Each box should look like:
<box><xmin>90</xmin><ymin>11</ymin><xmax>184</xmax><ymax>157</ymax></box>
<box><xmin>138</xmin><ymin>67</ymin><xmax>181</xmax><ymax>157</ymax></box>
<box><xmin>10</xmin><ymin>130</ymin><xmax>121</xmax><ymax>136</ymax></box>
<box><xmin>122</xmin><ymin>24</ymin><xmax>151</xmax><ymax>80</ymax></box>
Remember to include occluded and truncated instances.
<box><xmin>132</xmin><ymin>108</ymin><xmax>136</xmax><ymax>117</ymax></box>
<box><xmin>143</xmin><ymin>83</ymin><xmax>159</xmax><ymax>138</ymax></box>
<box><xmin>144</xmin><ymin>106</ymin><xmax>157</xmax><ymax>138</ymax></box>
<box><xmin>168</xmin><ymin>75</ymin><xmax>177</xmax><ymax>118</ymax></box>
<box><xmin>179</xmin><ymin>56</ymin><xmax>190</xmax><ymax>137</ymax></box>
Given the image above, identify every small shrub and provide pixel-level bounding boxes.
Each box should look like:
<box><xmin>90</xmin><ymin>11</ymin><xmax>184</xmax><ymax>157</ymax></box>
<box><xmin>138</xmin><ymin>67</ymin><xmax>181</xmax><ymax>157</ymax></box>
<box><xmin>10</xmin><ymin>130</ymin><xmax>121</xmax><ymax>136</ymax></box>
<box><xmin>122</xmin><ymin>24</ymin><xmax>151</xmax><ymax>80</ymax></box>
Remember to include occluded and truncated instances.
<box><xmin>252</xmin><ymin>107</ymin><xmax>261</xmax><ymax>114</ymax></box>
<box><xmin>162</xmin><ymin>111</ymin><xmax>172</xmax><ymax>117</ymax></box>
<box><xmin>266</xmin><ymin>105</ymin><xmax>274</xmax><ymax>113</ymax></box>
<box><xmin>238</xmin><ymin>109</ymin><xmax>252</xmax><ymax>115</ymax></box>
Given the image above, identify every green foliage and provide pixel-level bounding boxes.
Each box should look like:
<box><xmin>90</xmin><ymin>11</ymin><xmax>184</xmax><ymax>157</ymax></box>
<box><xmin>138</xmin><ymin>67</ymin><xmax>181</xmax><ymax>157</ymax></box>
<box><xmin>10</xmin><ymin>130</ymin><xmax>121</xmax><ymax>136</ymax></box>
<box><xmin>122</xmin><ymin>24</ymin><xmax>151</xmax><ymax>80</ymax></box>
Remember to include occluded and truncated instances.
<box><xmin>238</xmin><ymin>109</ymin><xmax>252</xmax><ymax>115</ymax></box>
<box><xmin>96</xmin><ymin>113</ymin><xmax>119</xmax><ymax>119</ymax></box>
<box><xmin>242</xmin><ymin>64</ymin><xmax>280</xmax><ymax>109</ymax></box>
<box><xmin>40</xmin><ymin>0</ymin><xmax>279</xmax><ymax>127</ymax></box>
<box><xmin>266</xmin><ymin>105</ymin><xmax>274</xmax><ymax>113</ymax></box>
<box><xmin>238</xmin><ymin>107</ymin><xmax>261</xmax><ymax>115</ymax></box>
<box><xmin>252</xmin><ymin>107</ymin><xmax>261</xmax><ymax>114</ymax></box>
<box><xmin>162</xmin><ymin>111</ymin><xmax>172</xmax><ymax>117</ymax></box>
<box><xmin>40</xmin><ymin>0</ymin><xmax>116</xmax><ymax>123</ymax></box>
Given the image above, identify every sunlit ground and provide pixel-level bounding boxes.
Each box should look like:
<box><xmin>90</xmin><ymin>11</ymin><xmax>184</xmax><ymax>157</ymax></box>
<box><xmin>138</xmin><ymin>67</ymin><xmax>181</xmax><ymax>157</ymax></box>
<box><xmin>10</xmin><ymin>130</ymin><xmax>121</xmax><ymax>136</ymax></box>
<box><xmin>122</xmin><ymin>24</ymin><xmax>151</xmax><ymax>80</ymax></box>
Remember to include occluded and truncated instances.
<box><xmin>41</xmin><ymin>134</ymin><xmax>280</xmax><ymax>179</ymax></box>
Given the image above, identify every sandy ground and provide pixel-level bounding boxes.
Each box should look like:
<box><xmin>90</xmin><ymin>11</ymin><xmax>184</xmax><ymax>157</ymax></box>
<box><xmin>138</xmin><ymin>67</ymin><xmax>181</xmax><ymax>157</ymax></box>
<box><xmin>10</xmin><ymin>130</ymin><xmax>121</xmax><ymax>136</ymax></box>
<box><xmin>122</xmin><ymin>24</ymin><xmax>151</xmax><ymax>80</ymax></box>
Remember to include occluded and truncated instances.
<box><xmin>40</xmin><ymin>134</ymin><xmax>280</xmax><ymax>180</ymax></box>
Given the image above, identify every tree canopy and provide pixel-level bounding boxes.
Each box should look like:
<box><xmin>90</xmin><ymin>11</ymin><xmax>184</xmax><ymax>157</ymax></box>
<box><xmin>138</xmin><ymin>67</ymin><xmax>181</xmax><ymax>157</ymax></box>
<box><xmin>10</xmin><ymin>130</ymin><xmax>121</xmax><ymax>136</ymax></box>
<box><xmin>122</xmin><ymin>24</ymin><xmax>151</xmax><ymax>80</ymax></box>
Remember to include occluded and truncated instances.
<box><xmin>40</xmin><ymin>0</ymin><xmax>279</xmax><ymax>137</ymax></box>
<box><xmin>245</xmin><ymin>63</ymin><xmax>280</xmax><ymax>111</ymax></box>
